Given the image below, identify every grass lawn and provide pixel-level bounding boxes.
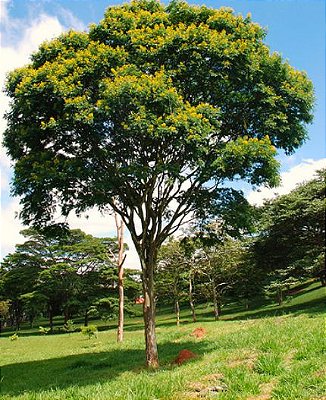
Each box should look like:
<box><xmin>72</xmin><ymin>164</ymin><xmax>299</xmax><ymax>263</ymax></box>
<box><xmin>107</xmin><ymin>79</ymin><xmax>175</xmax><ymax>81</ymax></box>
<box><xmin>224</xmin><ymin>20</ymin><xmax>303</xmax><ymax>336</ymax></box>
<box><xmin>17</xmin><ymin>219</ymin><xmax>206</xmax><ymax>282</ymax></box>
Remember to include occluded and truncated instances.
<box><xmin>0</xmin><ymin>282</ymin><xmax>325</xmax><ymax>400</ymax></box>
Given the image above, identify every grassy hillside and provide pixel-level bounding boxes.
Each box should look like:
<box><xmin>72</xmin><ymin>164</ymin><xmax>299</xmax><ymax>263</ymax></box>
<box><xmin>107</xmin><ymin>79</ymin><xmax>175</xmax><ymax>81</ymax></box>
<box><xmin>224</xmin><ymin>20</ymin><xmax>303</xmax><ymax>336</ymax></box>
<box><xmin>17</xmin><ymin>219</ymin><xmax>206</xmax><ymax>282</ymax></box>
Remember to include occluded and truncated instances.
<box><xmin>0</xmin><ymin>281</ymin><xmax>325</xmax><ymax>400</ymax></box>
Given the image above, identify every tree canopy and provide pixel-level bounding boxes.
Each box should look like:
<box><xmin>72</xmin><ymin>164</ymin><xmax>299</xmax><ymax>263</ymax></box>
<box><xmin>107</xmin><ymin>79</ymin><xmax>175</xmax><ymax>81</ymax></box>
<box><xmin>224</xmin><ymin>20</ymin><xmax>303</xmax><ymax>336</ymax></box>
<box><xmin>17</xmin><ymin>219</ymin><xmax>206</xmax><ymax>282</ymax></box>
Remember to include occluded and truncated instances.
<box><xmin>3</xmin><ymin>0</ymin><xmax>314</xmax><ymax>367</ymax></box>
<box><xmin>254</xmin><ymin>169</ymin><xmax>325</xmax><ymax>286</ymax></box>
<box><xmin>0</xmin><ymin>228</ymin><xmax>123</xmax><ymax>330</ymax></box>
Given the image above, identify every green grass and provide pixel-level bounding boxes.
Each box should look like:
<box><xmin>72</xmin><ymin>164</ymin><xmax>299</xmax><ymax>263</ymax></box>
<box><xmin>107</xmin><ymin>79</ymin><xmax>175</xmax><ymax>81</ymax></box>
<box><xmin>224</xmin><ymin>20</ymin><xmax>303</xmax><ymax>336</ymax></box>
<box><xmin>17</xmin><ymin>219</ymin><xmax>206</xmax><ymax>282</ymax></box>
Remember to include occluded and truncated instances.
<box><xmin>1</xmin><ymin>281</ymin><xmax>325</xmax><ymax>400</ymax></box>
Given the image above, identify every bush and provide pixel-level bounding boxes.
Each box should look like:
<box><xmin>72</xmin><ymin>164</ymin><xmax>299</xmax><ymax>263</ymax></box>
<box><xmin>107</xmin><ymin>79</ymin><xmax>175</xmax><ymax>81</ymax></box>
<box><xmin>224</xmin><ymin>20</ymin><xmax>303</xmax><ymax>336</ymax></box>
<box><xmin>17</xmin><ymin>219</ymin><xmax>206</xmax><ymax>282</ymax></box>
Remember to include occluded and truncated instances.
<box><xmin>63</xmin><ymin>320</ymin><xmax>76</xmax><ymax>334</ymax></box>
<box><xmin>81</xmin><ymin>325</ymin><xmax>98</xmax><ymax>339</ymax></box>
<box><xmin>10</xmin><ymin>333</ymin><xmax>18</xmax><ymax>341</ymax></box>
<box><xmin>39</xmin><ymin>326</ymin><xmax>51</xmax><ymax>335</ymax></box>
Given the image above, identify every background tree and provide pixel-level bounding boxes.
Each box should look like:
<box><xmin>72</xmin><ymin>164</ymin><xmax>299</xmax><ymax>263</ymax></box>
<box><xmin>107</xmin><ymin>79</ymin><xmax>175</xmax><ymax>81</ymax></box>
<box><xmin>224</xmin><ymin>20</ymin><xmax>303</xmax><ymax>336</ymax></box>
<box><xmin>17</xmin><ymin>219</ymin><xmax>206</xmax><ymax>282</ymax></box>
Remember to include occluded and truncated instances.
<box><xmin>197</xmin><ymin>237</ymin><xmax>247</xmax><ymax>320</ymax></box>
<box><xmin>156</xmin><ymin>239</ymin><xmax>189</xmax><ymax>325</ymax></box>
<box><xmin>254</xmin><ymin>169</ymin><xmax>325</xmax><ymax>287</ymax></box>
<box><xmin>0</xmin><ymin>300</ymin><xmax>11</xmax><ymax>333</ymax></box>
<box><xmin>3</xmin><ymin>0</ymin><xmax>314</xmax><ymax>366</ymax></box>
<box><xmin>0</xmin><ymin>229</ymin><xmax>119</xmax><ymax>330</ymax></box>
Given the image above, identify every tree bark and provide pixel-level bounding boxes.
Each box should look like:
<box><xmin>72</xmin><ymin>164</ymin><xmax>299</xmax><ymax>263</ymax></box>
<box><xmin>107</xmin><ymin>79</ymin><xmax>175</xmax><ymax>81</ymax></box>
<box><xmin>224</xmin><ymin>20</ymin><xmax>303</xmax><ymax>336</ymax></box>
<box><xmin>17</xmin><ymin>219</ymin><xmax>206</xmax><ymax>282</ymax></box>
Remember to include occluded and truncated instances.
<box><xmin>141</xmin><ymin>255</ymin><xmax>159</xmax><ymax>368</ymax></box>
<box><xmin>189</xmin><ymin>275</ymin><xmax>196</xmax><ymax>323</ymax></box>
<box><xmin>115</xmin><ymin>213</ymin><xmax>125</xmax><ymax>343</ymax></box>
<box><xmin>212</xmin><ymin>281</ymin><xmax>220</xmax><ymax>321</ymax></box>
<box><xmin>49</xmin><ymin>305</ymin><xmax>53</xmax><ymax>332</ymax></box>
<box><xmin>84</xmin><ymin>310</ymin><xmax>89</xmax><ymax>326</ymax></box>
<box><xmin>175</xmin><ymin>298</ymin><xmax>180</xmax><ymax>326</ymax></box>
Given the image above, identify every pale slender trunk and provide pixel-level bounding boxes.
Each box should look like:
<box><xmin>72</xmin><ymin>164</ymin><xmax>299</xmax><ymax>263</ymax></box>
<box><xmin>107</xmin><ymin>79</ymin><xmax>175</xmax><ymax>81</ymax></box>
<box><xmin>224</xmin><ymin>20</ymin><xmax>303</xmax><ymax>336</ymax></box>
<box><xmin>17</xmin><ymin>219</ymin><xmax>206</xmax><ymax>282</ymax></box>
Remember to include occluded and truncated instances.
<box><xmin>141</xmin><ymin>254</ymin><xmax>159</xmax><ymax>368</ymax></box>
<box><xmin>115</xmin><ymin>213</ymin><xmax>125</xmax><ymax>343</ymax></box>
<box><xmin>189</xmin><ymin>275</ymin><xmax>196</xmax><ymax>323</ymax></box>
<box><xmin>212</xmin><ymin>280</ymin><xmax>220</xmax><ymax>321</ymax></box>
<box><xmin>175</xmin><ymin>298</ymin><xmax>180</xmax><ymax>326</ymax></box>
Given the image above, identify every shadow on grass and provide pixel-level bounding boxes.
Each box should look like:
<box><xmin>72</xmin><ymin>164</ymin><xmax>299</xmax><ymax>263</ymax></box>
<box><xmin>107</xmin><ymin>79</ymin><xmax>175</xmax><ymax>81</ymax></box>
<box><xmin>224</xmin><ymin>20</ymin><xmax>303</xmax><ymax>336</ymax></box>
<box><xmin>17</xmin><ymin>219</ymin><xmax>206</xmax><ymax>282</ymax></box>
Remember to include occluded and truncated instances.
<box><xmin>222</xmin><ymin>297</ymin><xmax>326</xmax><ymax>321</ymax></box>
<box><xmin>2</xmin><ymin>283</ymin><xmax>324</xmax><ymax>339</ymax></box>
<box><xmin>0</xmin><ymin>339</ymin><xmax>211</xmax><ymax>397</ymax></box>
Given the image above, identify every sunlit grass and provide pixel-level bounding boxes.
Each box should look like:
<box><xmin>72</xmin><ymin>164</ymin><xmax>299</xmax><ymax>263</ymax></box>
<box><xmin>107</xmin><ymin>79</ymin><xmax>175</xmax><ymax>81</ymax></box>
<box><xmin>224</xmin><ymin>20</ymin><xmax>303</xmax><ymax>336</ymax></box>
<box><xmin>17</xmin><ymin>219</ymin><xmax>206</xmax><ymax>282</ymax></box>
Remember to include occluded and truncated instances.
<box><xmin>0</xmin><ymin>282</ymin><xmax>325</xmax><ymax>399</ymax></box>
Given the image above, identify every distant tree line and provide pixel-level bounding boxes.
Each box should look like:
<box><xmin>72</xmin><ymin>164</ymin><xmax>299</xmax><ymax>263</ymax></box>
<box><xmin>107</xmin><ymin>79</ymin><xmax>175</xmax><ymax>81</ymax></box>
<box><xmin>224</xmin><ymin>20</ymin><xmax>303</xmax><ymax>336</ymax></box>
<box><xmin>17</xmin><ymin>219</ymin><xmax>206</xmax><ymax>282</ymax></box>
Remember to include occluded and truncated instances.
<box><xmin>0</xmin><ymin>229</ymin><xmax>141</xmax><ymax>333</ymax></box>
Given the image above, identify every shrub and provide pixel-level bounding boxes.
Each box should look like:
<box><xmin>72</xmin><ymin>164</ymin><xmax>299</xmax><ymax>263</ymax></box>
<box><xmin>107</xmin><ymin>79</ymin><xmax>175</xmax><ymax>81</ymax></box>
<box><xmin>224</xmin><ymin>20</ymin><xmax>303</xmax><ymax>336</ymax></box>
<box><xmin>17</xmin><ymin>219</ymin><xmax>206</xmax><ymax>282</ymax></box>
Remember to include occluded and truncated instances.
<box><xmin>10</xmin><ymin>333</ymin><xmax>18</xmax><ymax>341</ymax></box>
<box><xmin>63</xmin><ymin>319</ymin><xmax>76</xmax><ymax>334</ymax></box>
<box><xmin>81</xmin><ymin>325</ymin><xmax>98</xmax><ymax>339</ymax></box>
<box><xmin>39</xmin><ymin>326</ymin><xmax>51</xmax><ymax>335</ymax></box>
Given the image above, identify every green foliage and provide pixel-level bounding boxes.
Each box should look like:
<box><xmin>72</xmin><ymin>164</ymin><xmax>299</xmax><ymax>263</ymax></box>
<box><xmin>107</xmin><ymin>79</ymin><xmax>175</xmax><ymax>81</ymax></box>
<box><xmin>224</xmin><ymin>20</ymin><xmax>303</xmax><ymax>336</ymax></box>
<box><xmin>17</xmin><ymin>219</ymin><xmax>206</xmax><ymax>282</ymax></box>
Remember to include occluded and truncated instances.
<box><xmin>63</xmin><ymin>319</ymin><xmax>76</xmax><ymax>334</ymax></box>
<box><xmin>254</xmin><ymin>169</ymin><xmax>326</xmax><ymax>285</ymax></box>
<box><xmin>3</xmin><ymin>0</ymin><xmax>313</xmax><ymax>254</ymax></box>
<box><xmin>9</xmin><ymin>333</ymin><xmax>18</xmax><ymax>341</ymax></box>
<box><xmin>39</xmin><ymin>326</ymin><xmax>51</xmax><ymax>335</ymax></box>
<box><xmin>156</xmin><ymin>239</ymin><xmax>189</xmax><ymax>302</ymax></box>
<box><xmin>95</xmin><ymin>297</ymin><xmax>119</xmax><ymax>323</ymax></box>
<box><xmin>0</xmin><ymin>228</ymin><xmax>121</xmax><ymax>330</ymax></box>
<box><xmin>80</xmin><ymin>324</ymin><xmax>98</xmax><ymax>339</ymax></box>
<box><xmin>0</xmin><ymin>300</ymin><xmax>11</xmax><ymax>319</ymax></box>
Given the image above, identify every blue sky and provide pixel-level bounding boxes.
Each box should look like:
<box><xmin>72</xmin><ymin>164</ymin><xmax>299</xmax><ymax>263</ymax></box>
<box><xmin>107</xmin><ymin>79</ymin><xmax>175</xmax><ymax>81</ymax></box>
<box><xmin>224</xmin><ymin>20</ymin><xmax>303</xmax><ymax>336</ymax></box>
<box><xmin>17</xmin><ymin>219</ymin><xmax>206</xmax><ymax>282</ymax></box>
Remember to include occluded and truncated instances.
<box><xmin>0</xmin><ymin>0</ymin><xmax>325</xmax><ymax>263</ymax></box>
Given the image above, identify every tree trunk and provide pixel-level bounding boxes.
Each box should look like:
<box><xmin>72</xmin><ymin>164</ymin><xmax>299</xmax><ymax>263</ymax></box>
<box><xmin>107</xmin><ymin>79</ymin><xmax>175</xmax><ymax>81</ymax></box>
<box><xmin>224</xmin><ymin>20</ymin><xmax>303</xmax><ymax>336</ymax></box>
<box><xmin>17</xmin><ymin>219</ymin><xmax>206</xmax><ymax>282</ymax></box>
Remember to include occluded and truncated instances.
<box><xmin>277</xmin><ymin>287</ymin><xmax>283</xmax><ymax>306</ymax></box>
<box><xmin>115</xmin><ymin>213</ymin><xmax>125</xmax><ymax>343</ymax></box>
<box><xmin>212</xmin><ymin>281</ymin><xmax>220</xmax><ymax>321</ymax></box>
<box><xmin>141</xmin><ymin>256</ymin><xmax>159</xmax><ymax>368</ymax></box>
<box><xmin>64</xmin><ymin>309</ymin><xmax>69</xmax><ymax>324</ymax></box>
<box><xmin>84</xmin><ymin>310</ymin><xmax>89</xmax><ymax>326</ymax></box>
<box><xmin>189</xmin><ymin>276</ymin><xmax>196</xmax><ymax>323</ymax></box>
<box><xmin>48</xmin><ymin>305</ymin><xmax>53</xmax><ymax>332</ymax></box>
<box><xmin>175</xmin><ymin>298</ymin><xmax>180</xmax><ymax>326</ymax></box>
<box><xmin>244</xmin><ymin>298</ymin><xmax>249</xmax><ymax>310</ymax></box>
<box><xmin>15</xmin><ymin>304</ymin><xmax>21</xmax><ymax>331</ymax></box>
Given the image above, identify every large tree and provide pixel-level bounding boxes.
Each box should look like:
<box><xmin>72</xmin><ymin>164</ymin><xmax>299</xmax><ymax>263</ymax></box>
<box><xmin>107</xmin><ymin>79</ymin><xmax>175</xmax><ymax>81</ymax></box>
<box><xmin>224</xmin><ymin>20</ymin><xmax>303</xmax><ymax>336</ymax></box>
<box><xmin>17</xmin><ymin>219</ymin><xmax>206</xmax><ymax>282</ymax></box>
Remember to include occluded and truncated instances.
<box><xmin>3</xmin><ymin>0</ymin><xmax>313</xmax><ymax>366</ymax></box>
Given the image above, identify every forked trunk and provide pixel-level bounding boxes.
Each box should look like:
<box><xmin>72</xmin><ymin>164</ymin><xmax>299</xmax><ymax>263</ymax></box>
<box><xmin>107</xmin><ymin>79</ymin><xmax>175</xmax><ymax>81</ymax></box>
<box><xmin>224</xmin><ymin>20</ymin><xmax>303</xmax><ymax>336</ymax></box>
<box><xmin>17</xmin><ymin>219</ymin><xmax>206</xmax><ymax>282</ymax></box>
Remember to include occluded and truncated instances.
<box><xmin>141</xmin><ymin>256</ymin><xmax>159</xmax><ymax>368</ymax></box>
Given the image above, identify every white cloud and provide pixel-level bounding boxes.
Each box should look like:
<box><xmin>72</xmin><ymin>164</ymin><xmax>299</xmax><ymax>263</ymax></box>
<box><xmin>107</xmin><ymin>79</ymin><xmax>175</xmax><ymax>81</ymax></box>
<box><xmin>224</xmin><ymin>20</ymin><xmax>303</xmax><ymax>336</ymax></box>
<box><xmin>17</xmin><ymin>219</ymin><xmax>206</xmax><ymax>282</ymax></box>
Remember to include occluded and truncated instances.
<box><xmin>247</xmin><ymin>158</ymin><xmax>326</xmax><ymax>206</ymax></box>
<box><xmin>0</xmin><ymin>198</ymin><xmax>25</xmax><ymax>259</ymax></box>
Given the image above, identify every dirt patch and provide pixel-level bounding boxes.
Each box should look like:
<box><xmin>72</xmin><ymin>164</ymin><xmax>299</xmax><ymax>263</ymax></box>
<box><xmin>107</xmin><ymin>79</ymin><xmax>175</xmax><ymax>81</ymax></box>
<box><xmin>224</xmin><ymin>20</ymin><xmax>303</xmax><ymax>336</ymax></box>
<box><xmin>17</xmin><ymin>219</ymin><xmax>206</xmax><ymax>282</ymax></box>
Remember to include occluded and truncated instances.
<box><xmin>185</xmin><ymin>373</ymin><xmax>227</xmax><ymax>398</ymax></box>
<box><xmin>284</xmin><ymin>350</ymin><xmax>296</xmax><ymax>367</ymax></box>
<box><xmin>228</xmin><ymin>350</ymin><xmax>258</xmax><ymax>370</ymax></box>
<box><xmin>173</xmin><ymin>349</ymin><xmax>197</xmax><ymax>365</ymax></box>
<box><xmin>246</xmin><ymin>378</ymin><xmax>278</xmax><ymax>400</ymax></box>
<box><xmin>190</xmin><ymin>327</ymin><xmax>207</xmax><ymax>339</ymax></box>
<box><xmin>314</xmin><ymin>367</ymin><xmax>326</xmax><ymax>378</ymax></box>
